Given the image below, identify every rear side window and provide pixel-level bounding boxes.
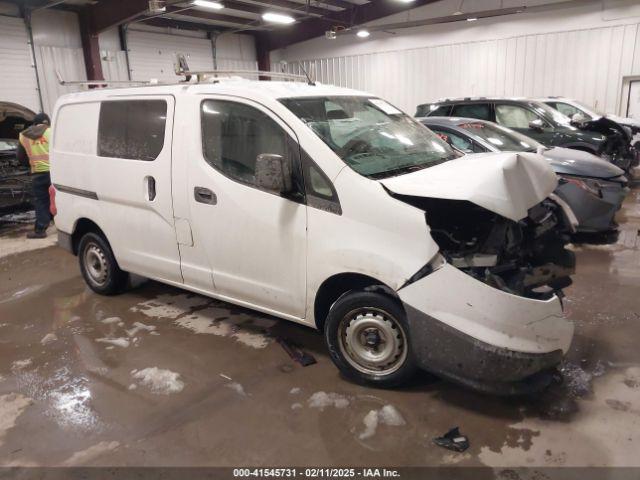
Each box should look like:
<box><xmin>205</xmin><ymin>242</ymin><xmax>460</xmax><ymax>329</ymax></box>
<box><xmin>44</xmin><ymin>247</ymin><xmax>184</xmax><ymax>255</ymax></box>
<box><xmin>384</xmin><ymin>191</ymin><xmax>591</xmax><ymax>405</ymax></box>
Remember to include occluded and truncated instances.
<box><xmin>451</xmin><ymin>103</ymin><xmax>491</xmax><ymax>120</ymax></box>
<box><xmin>98</xmin><ymin>100</ymin><xmax>167</xmax><ymax>161</ymax></box>
<box><xmin>418</xmin><ymin>104</ymin><xmax>452</xmax><ymax>117</ymax></box>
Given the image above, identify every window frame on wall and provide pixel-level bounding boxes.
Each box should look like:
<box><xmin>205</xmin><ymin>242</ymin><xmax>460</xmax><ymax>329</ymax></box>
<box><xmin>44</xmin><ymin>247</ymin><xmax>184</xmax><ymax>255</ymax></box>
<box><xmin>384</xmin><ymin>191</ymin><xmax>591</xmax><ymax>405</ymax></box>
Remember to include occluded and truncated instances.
<box><xmin>97</xmin><ymin>99</ymin><xmax>168</xmax><ymax>161</ymax></box>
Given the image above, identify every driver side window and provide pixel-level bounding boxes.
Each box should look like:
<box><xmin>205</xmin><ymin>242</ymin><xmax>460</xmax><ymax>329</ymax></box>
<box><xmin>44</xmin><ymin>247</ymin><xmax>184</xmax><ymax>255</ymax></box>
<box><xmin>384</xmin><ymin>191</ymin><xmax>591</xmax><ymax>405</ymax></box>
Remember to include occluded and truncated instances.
<box><xmin>495</xmin><ymin>104</ymin><xmax>541</xmax><ymax>129</ymax></box>
<box><xmin>201</xmin><ymin>100</ymin><xmax>293</xmax><ymax>187</ymax></box>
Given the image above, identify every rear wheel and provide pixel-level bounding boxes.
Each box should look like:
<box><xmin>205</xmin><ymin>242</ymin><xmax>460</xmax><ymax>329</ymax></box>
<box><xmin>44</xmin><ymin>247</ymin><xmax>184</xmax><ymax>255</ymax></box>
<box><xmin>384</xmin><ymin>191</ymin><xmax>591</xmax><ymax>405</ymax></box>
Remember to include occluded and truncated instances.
<box><xmin>324</xmin><ymin>291</ymin><xmax>418</xmax><ymax>387</ymax></box>
<box><xmin>78</xmin><ymin>232</ymin><xmax>128</xmax><ymax>295</ymax></box>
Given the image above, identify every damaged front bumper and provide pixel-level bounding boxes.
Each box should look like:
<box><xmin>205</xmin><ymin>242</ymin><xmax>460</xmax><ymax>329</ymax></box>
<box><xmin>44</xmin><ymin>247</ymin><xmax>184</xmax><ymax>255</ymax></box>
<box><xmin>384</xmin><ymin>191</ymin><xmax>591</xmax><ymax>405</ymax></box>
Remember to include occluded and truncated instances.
<box><xmin>398</xmin><ymin>262</ymin><xmax>573</xmax><ymax>395</ymax></box>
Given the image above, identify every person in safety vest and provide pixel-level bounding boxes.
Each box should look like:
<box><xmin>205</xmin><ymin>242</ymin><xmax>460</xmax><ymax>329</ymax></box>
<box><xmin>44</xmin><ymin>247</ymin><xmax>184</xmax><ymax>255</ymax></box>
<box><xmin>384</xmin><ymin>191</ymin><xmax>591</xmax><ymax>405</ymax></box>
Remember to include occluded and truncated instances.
<box><xmin>17</xmin><ymin>113</ymin><xmax>52</xmax><ymax>239</ymax></box>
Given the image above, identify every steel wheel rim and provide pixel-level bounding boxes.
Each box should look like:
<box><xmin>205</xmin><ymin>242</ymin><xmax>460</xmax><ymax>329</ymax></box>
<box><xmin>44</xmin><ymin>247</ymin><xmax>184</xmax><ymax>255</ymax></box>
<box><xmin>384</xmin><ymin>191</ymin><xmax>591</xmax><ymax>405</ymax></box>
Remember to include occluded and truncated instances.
<box><xmin>84</xmin><ymin>243</ymin><xmax>109</xmax><ymax>286</ymax></box>
<box><xmin>338</xmin><ymin>307</ymin><xmax>407</xmax><ymax>376</ymax></box>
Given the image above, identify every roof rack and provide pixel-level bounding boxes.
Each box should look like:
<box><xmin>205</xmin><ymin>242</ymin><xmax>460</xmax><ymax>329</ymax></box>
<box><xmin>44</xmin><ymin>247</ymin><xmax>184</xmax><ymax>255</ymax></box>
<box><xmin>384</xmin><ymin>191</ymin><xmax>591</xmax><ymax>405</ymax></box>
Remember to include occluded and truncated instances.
<box><xmin>177</xmin><ymin>69</ymin><xmax>310</xmax><ymax>83</ymax></box>
<box><xmin>55</xmin><ymin>69</ymin><xmax>152</xmax><ymax>87</ymax></box>
<box><xmin>174</xmin><ymin>54</ymin><xmax>315</xmax><ymax>85</ymax></box>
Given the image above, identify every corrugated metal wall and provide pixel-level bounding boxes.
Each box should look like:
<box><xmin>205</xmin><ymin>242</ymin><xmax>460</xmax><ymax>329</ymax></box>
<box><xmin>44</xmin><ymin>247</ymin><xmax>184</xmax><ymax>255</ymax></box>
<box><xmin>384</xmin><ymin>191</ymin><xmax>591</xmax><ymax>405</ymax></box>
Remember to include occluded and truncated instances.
<box><xmin>127</xmin><ymin>29</ymin><xmax>215</xmax><ymax>82</ymax></box>
<box><xmin>36</xmin><ymin>46</ymin><xmax>86</xmax><ymax>114</ymax></box>
<box><xmin>282</xmin><ymin>22</ymin><xmax>640</xmax><ymax>115</ymax></box>
<box><xmin>0</xmin><ymin>15</ymin><xmax>40</xmax><ymax>112</ymax></box>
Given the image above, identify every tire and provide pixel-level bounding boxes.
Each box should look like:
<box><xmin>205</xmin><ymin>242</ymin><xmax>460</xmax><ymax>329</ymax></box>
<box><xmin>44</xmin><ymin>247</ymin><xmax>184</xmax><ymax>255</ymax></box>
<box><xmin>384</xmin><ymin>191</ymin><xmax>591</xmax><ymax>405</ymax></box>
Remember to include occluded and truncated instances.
<box><xmin>324</xmin><ymin>290</ymin><xmax>418</xmax><ymax>387</ymax></box>
<box><xmin>78</xmin><ymin>232</ymin><xmax>128</xmax><ymax>295</ymax></box>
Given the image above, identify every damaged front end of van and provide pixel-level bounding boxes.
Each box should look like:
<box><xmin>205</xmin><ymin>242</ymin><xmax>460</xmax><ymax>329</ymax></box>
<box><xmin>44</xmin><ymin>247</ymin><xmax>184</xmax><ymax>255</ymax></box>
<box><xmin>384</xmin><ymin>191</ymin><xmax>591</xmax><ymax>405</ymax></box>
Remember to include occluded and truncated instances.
<box><xmin>383</xmin><ymin>152</ymin><xmax>576</xmax><ymax>395</ymax></box>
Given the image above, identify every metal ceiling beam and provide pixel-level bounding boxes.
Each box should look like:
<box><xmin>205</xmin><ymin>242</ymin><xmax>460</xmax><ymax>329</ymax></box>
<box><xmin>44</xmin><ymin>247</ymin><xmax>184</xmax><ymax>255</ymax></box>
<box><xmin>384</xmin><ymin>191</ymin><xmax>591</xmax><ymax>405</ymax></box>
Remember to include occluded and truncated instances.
<box><xmin>265</xmin><ymin>0</ymin><xmax>441</xmax><ymax>50</ymax></box>
<box><xmin>88</xmin><ymin>0</ymin><xmax>150</xmax><ymax>33</ymax></box>
<box><xmin>163</xmin><ymin>5</ymin><xmax>259</xmax><ymax>26</ymax></box>
<box><xmin>228</xmin><ymin>0</ymin><xmax>327</xmax><ymax>17</ymax></box>
<box><xmin>139</xmin><ymin>16</ymin><xmax>227</xmax><ymax>31</ymax></box>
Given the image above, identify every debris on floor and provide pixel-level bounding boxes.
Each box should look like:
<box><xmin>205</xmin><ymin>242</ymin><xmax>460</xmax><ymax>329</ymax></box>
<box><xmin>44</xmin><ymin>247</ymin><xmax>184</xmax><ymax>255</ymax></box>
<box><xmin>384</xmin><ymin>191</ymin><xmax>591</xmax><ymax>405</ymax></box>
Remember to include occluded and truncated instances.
<box><xmin>96</xmin><ymin>337</ymin><xmax>130</xmax><ymax>348</ymax></box>
<box><xmin>125</xmin><ymin>321</ymin><xmax>156</xmax><ymax>337</ymax></box>
<box><xmin>225</xmin><ymin>382</ymin><xmax>247</xmax><ymax>397</ymax></box>
<box><xmin>433</xmin><ymin>427</ymin><xmax>470</xmax><ymax>453</ymax></box>
<box><xmin>358</xmin><ymin>405</ymin><xmax>406</xmax><ymax>440</ymax></box>
<box><xmin>277</xmin><ymin>337</ymin><xmax>317</xmax><ymax>366</ymax></box>
<box><xmin>131</xmin><ymin>367</ymin><xmax>185</xmax><ymax>395</ymax></box>
<box><xmin>40</xmin><ymin>333</ymin><xmax>57</xmax><ymax>345</ymax></box>
<box><xmin>307</xmin><ymin>391</ymin><xmax>350</xmax><ymax>410</ymax></box>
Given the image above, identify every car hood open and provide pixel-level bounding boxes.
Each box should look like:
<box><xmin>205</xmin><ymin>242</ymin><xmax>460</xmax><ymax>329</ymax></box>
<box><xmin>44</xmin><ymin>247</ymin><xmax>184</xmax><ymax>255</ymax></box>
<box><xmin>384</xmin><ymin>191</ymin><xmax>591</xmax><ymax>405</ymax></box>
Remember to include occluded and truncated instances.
<box><xmin>379</xmin><ymin>152</ymin><xmax>557</xmax><ymax>221</ymax></box>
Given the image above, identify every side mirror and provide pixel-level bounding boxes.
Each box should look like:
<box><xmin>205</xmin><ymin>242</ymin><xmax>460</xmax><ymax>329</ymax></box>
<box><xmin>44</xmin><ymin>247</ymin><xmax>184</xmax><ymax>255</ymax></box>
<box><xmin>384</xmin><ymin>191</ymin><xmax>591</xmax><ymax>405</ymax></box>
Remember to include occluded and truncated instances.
<box><xmin>255</xmin><ymin>153</ymin><xmax>292</xmax><ymax>194</ymax></box>
<box><xmin>529</xmin><ymin>118</ymin><xmax>545</xmax><ymax>131</ymax></box>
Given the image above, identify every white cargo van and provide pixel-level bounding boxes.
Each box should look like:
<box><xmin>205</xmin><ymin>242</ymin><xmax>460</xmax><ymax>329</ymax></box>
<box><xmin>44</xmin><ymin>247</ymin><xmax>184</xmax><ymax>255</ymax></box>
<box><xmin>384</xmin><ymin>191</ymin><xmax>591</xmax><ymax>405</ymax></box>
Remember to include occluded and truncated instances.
<box><xmin>51</xmin><ymin>78</ymin><xmax>575</xmax><ymax>393</ymax></box>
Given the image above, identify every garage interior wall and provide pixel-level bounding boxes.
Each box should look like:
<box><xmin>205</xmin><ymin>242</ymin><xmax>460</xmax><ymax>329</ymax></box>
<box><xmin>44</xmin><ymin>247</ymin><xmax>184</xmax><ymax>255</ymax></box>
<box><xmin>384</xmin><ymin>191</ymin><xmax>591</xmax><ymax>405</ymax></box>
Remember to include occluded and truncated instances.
<box><xmin>31</xmin><ymin>9</ymin><xmax>87</xmax><ymax>115</ymax></box>
<box><xmin>125</xmin><ymin>26</ymin><xmax>257</xmax><ymax>82</ymax></box>
<box><xmin>272</xmin><ymin>0</ymin><xmax>640</xmax><ymax>116</ymax></box>
<box><xmin>0</xmin><ymin>3</ymin><xmax>41</xmax><ymax>112</ymax></box>
<box><xmin>2</xmin><ymin>0</ymin><xmax>259</xmax><ymax>114</ymax></box>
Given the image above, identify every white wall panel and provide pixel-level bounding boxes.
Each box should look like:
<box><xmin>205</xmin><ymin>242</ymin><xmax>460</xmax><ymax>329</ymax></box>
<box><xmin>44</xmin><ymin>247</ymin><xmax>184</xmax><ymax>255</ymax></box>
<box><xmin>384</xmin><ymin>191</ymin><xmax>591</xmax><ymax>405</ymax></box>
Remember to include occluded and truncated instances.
<box><xmin>31</xmin><ymin>9</ymin><xmax>86</xmax><ymax>114</ymax></box>
<box><xmin>0</xmin><ymin>16</ymin><xmax>40</xmax><ymax>112</ymax></box>
<box><xmin>275</xmin><ymin>0</ymin><xmax>640</xmax><ymax>115</ymax></box>
<box><xmin>127</xmin><ymin>29</ymin><xmax>215</xmax><ymax>82</ymax></box>
<box><xmin>37</xmin><ymin>46</ymin><xmax>86</xmax><ymax>114</ymax></box>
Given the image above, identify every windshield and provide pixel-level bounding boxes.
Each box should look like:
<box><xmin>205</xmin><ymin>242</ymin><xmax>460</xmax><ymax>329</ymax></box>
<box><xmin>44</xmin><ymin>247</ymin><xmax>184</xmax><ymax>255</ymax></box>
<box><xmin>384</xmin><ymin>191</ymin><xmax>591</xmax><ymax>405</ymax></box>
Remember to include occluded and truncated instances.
<box><xmin>457</xmin><ymin>121</ymin><xmax>541</xmax><ymax>152</ymax></box>
<box><xmin>0</xmin><ymin>139</ymin><xmax>17</xmax><ymax>152</ymax></box>
<box><xmin>280</xmin><ymin>96</ymin><xmax>459</xmax><ymax>178</ymax></box>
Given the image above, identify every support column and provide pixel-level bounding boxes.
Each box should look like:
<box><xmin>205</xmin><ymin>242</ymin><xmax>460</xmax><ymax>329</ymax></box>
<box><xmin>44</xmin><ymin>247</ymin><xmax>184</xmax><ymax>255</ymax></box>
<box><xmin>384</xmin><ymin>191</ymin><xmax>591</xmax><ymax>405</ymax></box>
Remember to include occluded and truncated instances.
<box><xmin>79</xmin><ymin>10</ymin><xmax>104</xmax><ymax>81</ymax></box>
<box><xmin>254</xmin><ymin>32</ymin><xmax>271</xmax><ymax>79</ymax></box>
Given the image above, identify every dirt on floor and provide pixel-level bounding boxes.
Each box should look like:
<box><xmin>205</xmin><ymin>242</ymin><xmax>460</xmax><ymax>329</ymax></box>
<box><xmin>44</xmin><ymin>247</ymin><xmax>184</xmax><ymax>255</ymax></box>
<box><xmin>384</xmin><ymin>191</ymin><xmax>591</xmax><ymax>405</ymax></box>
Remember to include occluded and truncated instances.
<box><xmin>0</xmin><ymin>187</ymin><xmax>639</xmax><ymax>474</ymax></box>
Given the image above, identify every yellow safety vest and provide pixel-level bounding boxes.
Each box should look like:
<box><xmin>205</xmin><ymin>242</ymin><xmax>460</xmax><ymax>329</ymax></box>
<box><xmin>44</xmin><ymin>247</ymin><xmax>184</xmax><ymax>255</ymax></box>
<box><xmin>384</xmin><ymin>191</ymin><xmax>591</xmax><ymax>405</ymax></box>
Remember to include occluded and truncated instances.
<box><xmin>19</xmin><ymin>127</ymin><xmax>51</xmax><ymax>174</ymax></box>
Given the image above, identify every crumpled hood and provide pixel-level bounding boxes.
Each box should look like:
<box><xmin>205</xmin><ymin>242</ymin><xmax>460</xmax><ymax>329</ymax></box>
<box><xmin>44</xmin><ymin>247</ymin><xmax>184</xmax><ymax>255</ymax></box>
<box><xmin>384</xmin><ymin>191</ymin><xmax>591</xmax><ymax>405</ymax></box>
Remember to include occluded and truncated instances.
<box><xmin>21</xmin><ymin>124</ymin><xmax>48</xmax><ymax>140</ymax></box>
<box><xmin>380</xmin><ymin>152</ymin><xmax>557</xmax><ymax>221</ymax></box>
<box><xmin>543</xmin><ymin>147</ymin><xmax>625</xmax><ymax>178</ymax></box>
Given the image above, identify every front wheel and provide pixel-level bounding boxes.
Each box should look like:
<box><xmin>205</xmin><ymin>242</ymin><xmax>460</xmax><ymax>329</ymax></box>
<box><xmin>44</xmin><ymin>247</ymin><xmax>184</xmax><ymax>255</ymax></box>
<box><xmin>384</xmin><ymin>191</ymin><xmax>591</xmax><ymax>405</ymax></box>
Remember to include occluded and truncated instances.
<box><xmin>324</xmin><ymin>291</ymin><xmax>418</xmax><ymax>387</ymax></box>
<box><xmin>78</xmin><ymin>232</ymin><xmax>128</xmax><ymax>295</ymax></box>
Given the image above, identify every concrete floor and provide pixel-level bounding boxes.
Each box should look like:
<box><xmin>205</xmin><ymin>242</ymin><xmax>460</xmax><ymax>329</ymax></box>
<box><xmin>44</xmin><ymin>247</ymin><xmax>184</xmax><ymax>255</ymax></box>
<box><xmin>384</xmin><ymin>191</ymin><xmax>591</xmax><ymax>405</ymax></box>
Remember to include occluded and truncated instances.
<box><xmin>0</xmin><ymin>187</ymin><xmax>639</xmax><ymax>472</ymax></box>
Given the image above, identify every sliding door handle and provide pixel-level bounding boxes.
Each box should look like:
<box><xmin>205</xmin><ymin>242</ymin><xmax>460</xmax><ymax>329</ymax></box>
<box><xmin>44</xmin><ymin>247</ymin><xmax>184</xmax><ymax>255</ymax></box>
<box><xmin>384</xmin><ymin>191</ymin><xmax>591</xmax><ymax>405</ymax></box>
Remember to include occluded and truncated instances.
<box><xmin>194</xmin><ymin>186</ymin><xmax>217</xmax><ymax>205</ymax></box>
<box><xmin>145</xmin><ymin>176</ymin><xmax>156</xmax><ymax>201</ymax></box>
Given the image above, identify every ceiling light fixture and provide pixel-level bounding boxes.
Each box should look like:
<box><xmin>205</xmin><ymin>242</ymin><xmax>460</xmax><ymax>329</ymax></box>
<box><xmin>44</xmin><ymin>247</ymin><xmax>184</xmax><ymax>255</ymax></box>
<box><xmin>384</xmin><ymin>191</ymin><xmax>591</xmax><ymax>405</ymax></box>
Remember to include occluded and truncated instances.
<box><xmin>262</xmin><ymin>12</ymin><xmax>296</xmax><ymax>24</ymax></box>
<box><xmin>193</xmin><ymin>0</ymin><xmax>224</xmax><ymax>9</ymax></box>
<box><xmin>397</xmin><ymin>0</ymin><xmax>415</xmax><ymax>3</ymax></box>
<box><xmin>356</xmin><ymin>29</ymin><xmax>370</xmax><ymax>38</ymax></box>
<box><xmin>466</xmin><ymin>17</ymin><xmax>478</xmax><ymax>21</ymax></box>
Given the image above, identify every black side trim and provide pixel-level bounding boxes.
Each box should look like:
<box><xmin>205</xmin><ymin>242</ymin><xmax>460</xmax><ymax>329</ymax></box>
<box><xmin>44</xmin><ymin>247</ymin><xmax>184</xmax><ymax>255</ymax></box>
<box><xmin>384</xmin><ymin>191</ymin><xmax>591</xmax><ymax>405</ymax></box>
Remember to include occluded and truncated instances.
<box><xmin>54</xmin><ymin>184</ymin><xmax>98</xmax><ymax>200</ymax></box>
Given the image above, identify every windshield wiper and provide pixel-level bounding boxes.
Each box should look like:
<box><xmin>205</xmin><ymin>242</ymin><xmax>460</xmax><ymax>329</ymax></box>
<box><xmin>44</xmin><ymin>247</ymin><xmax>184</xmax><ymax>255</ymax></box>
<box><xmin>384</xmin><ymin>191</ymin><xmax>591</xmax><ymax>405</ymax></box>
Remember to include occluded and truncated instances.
<box><xmin>369</xmin><ymin>163</ymin><xmax>432</xmax><ymax>179</ymax></box>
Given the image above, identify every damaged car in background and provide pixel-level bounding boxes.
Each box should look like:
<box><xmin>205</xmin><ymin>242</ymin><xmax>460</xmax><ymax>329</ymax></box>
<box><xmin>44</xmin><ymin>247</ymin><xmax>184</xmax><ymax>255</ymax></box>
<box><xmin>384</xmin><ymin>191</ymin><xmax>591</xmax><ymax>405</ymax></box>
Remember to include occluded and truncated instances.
<box><xmin>417</xmin><ymin>97</ymin><xmax>637</xmax><ymax>172</ymax></box>
<box><xmin>421</xmin><ymin>116</ymin><xmax>628</xmax><ymax>238</ymax></box>
<box><xmin>539</xmin><ymin>96</ymin><xmax>640</xmax><ymax>152</ymax></box>
<box><xmin>0</xmin><ymin>102</ymin><xmax>35</xmax><ymax>214</ymax></box>
<box><xmin>0</xmin><ymin>138</ymin><xmax>32</xmax><ymax>214</ymax></box>
<box><xmin>53</xmin><ymin>84</ymin><xmax>576</xmax><ymax>395</ymax></box>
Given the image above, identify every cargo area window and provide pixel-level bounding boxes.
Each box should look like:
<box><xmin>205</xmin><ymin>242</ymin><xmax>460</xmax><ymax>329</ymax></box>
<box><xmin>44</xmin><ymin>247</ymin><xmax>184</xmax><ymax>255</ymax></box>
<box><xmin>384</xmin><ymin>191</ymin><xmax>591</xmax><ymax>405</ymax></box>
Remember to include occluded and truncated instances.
<box><xmin>451</xmin><ymin>103</ymin><xmax>491</xmax><ymax>120</ymax></box>
<box><xmin>97</xmin><ymin>100</ymin><xmax>167</xmax><ymax>161</ymax></box>
<box><xmin>201</xmin><ymin>100</ymin><xmax>296</xmax><ymax>188</ymax></box>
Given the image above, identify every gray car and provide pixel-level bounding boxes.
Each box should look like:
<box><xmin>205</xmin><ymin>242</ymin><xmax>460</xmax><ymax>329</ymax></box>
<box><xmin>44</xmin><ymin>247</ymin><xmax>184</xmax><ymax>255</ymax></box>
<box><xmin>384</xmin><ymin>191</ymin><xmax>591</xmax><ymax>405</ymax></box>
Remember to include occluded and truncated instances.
<box><xmin>420</xmin><ymin>116</ymin><xmax>629</xmax><ymax>234</ymax></box>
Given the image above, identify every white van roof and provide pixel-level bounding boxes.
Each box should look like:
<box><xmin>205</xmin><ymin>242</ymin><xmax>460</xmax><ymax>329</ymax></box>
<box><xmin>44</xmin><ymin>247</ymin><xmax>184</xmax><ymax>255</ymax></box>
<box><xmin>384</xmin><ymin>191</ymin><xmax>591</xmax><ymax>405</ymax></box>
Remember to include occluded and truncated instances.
<box><xmin>55</xmin><ymin>80</ymin><xmax>370</xmax><ymax>105</ymax></box>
